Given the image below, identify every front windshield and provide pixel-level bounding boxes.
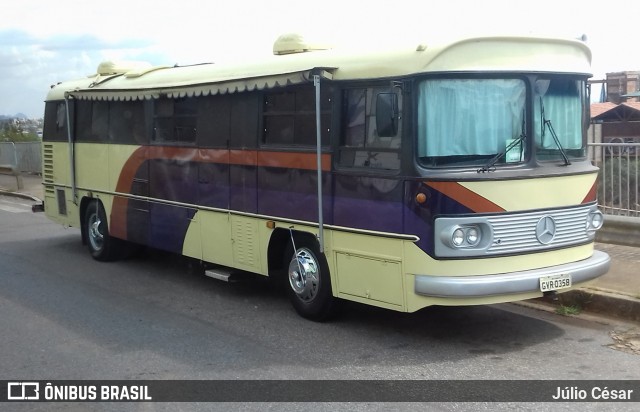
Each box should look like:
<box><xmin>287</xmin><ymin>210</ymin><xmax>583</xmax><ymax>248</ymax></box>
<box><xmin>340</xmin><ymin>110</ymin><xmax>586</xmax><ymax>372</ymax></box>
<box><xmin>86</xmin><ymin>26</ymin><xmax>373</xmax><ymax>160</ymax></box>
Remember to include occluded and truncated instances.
<box><xmin>534</xmin><ymin>78</ymin><xmax>586</xmax><ymax>160</ymax></box>
<box><xmin>417</xmin><ymin>78</ymin><xmax>526</xmax><ymax>168</ymax></box>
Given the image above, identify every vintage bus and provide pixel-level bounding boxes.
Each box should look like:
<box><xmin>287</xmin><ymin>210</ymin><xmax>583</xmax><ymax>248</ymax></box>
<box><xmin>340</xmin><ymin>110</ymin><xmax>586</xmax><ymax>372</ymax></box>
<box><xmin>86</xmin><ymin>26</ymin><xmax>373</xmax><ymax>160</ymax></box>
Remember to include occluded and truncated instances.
<box><xmin>40</xmin><ymin>33</ymin><xmax>610</xmax><ymax>320</ymax></box>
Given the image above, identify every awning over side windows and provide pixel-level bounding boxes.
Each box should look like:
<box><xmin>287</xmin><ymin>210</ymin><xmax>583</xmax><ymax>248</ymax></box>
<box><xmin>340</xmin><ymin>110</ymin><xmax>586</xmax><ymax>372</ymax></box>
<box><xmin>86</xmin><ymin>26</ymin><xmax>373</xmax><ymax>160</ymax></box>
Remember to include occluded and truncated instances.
<box><xmin>58</xmin><ymin>68</ymin><xmax>334</xmax><ymax>101</ymax></box>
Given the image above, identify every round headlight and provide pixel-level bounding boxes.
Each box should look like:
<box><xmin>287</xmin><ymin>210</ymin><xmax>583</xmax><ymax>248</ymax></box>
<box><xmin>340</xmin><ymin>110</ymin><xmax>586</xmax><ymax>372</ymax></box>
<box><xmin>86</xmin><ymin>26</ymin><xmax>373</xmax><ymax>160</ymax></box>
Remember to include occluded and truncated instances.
<box><xmin>589</xmin><ymin>211</ymin><xmax>604</xmax><ymax>230</ymax></box>
<box><xmin>452</xmin><ymin>228</ymin><xmax>465</xmax><ymax>247</ymax></box>
<box><xmin>466</xmin><ymin>227</ymin><xmax>480</xmax><ymax>245</ymax></box>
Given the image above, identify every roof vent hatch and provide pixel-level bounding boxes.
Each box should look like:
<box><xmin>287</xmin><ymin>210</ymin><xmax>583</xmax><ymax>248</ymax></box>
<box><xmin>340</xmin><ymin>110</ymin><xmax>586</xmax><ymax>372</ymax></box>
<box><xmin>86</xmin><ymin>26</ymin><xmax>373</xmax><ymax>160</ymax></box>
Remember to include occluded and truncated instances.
<box><xmin>273</xmin><ymin>33</ymin><xmax>331</xmax><ymax>55</ymax></box>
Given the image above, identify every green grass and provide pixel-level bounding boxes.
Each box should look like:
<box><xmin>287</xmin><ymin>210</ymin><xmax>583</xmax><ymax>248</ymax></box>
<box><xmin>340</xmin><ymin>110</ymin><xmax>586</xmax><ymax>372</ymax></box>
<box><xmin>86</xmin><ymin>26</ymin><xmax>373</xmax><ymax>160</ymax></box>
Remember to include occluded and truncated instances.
<box><xmin>555</xmin><ymin>304</ymin><xmax>582</xmax><ymax>316</ymax></box>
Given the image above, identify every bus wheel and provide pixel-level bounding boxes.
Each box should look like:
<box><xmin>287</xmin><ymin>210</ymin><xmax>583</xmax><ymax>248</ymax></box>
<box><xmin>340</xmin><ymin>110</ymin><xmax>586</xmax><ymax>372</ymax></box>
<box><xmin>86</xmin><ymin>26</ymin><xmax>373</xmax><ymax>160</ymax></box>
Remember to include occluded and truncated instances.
<box><xmin>84</xmin><ymin>200</ymin><xmax>121</xmax><ymax>261</ymax></box>
<box><xmin>286</xmin><ymin>238</ymin><xmax>336</xmax><ymax>321</ymax></box>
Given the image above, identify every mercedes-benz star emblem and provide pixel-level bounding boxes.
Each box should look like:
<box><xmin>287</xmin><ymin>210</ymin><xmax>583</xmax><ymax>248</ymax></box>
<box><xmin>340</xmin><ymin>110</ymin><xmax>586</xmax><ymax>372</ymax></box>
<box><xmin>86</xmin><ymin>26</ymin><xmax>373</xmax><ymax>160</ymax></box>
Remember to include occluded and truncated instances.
<box><xmin>536</xmin><ymin>216</ymin><xmax>556</xmax><ymax>245</ymax></box>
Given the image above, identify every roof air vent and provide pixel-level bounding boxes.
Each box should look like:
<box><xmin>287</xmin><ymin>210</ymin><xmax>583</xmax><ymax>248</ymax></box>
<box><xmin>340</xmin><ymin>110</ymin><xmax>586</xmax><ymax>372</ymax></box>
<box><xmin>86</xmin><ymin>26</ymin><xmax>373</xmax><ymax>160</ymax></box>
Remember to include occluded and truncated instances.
<box><xmin>96</xmin><ymin>61</ymin><xmax>153</xmax><ymax>76</ymax></box>
<box><xmin>273</xmin><ymin>33</ymin><xmax>330</xmax><ymax>55</ymax></box>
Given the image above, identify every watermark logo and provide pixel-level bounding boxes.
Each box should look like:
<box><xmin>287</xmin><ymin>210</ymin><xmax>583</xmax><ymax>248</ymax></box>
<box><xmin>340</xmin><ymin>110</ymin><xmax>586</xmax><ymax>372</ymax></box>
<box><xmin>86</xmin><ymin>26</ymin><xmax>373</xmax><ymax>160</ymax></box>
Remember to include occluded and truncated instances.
<box><xmin>7</xmin><ymin>382</ymin><xmax>40</xmax><ymax>400</ymax></box>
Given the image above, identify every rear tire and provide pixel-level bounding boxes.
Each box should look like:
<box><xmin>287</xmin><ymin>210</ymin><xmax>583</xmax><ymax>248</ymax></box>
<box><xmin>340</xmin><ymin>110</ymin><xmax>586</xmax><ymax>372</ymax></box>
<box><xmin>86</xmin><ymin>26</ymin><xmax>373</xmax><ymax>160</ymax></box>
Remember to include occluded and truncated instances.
<box><xmin>84</xmin><ymin>200</ymin><xmax>122</xmax><ymax>261</ymax></box>
<box><xmin>285</xmin><ymin>237</ymin><xmax>337</xmax><ymax>321</ymax></box>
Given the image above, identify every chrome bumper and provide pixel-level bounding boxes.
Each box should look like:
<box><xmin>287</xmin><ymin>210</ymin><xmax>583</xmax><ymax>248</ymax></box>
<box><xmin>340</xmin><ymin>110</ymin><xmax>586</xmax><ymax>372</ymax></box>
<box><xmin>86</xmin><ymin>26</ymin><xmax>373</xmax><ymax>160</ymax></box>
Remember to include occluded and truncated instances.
<box><xmin>414</xmin><ymin>251</ymin><xmax>611</xmax><ymax>298</ymax></box>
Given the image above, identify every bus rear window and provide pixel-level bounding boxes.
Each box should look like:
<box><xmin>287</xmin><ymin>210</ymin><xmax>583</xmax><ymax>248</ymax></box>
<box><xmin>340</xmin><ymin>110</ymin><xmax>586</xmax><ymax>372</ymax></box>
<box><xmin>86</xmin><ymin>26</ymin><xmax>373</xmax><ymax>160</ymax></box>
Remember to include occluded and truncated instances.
<box><xmin>43</xmin><ymin>101</ymin><xmax>68</xmax><ymax>142</ymax></box>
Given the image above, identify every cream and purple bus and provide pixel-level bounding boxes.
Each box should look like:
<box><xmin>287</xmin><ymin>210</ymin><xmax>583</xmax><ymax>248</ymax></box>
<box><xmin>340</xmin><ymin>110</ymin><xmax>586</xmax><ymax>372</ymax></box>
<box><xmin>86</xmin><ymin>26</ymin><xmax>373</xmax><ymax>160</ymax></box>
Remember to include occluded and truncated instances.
<box><xmin>40</xmin><ymin>33</ymin><xmax>610</xmax><ymax>320</ymax></box>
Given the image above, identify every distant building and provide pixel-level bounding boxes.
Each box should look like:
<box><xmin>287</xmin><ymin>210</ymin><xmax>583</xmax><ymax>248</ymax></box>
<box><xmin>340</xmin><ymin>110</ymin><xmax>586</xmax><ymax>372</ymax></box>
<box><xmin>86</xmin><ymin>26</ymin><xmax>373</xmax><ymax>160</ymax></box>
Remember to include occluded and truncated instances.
<box><xmin>588</xmin><ymin>71</ymin><xmax>640</xmax><ymax>158</ymax></box>
<box><xmin>604</xmin><ymin>71</ymin><xmax>640</xmax><ymax>104</ymax></box>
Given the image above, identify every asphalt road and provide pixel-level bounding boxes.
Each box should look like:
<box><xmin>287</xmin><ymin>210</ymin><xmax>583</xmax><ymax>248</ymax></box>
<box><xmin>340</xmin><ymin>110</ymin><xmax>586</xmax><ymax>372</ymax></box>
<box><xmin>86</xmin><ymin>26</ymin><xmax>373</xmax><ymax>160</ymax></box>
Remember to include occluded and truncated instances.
<box><xmin>1</xmin><ymin>194</ymin><xmax>639</xmax><ymax>411</ymax></box>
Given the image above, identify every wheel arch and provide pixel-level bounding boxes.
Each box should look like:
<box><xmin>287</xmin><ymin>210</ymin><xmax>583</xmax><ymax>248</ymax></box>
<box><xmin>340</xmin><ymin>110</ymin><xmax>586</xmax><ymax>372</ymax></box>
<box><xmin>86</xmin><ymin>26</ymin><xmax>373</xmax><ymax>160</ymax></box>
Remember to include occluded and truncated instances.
<box><xmin>79</xmin><ymin>196</ymin><xmax>96</xmax><ymax>245</ymax></box>
<box><xmin>267</xmin><ymin>227</ymin><xmax>320</xmax><ymax>272</ymax></box>
<box><xmin>275</xmin><ymin>228</ymin><xmax>337</xmax><ymax>321</ymax></box>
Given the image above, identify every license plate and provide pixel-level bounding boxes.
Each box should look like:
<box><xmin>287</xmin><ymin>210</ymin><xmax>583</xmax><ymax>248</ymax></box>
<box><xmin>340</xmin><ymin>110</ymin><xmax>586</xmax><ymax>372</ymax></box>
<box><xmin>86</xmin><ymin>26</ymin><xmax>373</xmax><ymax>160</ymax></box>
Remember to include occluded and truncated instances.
<box><xmin>540</xmin><ymin>273</ymin><xmax>572</xmax><ymax>292</ymax></box>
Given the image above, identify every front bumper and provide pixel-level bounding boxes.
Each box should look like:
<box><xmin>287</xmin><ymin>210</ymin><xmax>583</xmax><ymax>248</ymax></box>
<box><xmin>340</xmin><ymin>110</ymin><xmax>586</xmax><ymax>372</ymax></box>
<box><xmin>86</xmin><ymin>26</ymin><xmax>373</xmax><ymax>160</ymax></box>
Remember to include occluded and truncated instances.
<box><xmin>414</xmin><ymin>250</ymin><xmax>611</xmax><ymax>298</ymax></box>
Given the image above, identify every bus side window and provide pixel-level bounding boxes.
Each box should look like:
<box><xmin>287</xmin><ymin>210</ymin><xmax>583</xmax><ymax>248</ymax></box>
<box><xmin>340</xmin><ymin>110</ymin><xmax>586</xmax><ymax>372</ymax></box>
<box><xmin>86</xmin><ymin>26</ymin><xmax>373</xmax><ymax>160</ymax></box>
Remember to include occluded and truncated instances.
<box><xmin>338</xmin><ymin>86</ymin><xmax>401</xmax><ymax>171</ymax></box>
<box><xmin>343</xmin><ymin>89</ymin><xmax>366</xmax><ymax>147</ymax></box>
<box><xmin>110</xmin><ymin>100</ymin><xmax>148</xmax><ymax>145</ymax></box>
<box><xmin>262</xmin><ymin>85</ymin><xmax>331</xmax><ymax>147</ymax></box>
<box><xmin>43</xmin><ymin>101</ymin><xmax>68</xmax><ymax>142</ymax></box>
<box><xmin>75</xmin><ymin>100</ymin><xmax>93</xmax><ymax>142</ymax></box>
<box><xmin>56</xmin><ymin>103</ymin><xmax>66</xmax><ymax>133</ymax></box>
<box><xmin>153</xmin><ymin>97</ymin><xmax>197</xmax><ymax>144</ymax></box>
<box><xmin>197</xmin><ymin>95</ymin><xmax>230</xmax><ymax>148</ymax></box>
<box><xmin>76</xmin><ymin>100</ymin><xmax>108</xmax><ymax>142</ymax></box>
<box><xmin>376</xmin><ymin>93</ymin><xmax>398</xmax><ymax>137</ymax></box>
<box><xmin>230</xmin><ymin>92</ymin><xmax>260</xmax><ymax>149</ymax></box>
<box><xmin>263</xmin><ymin>90</ymin><xmax>295</xmax><ymax>145</ymax></box>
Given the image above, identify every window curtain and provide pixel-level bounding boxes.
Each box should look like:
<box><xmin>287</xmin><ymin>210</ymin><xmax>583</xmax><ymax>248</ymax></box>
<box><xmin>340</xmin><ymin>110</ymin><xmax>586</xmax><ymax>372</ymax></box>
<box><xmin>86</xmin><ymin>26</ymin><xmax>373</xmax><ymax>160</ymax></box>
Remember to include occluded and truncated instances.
<box><xmin>534</xmin><ymin>80</ymin><xmax>583</xmax><ymax>150</ymax></box>
<box><xmin>418</xmin><ymin>79</ymin><xmax>525</xmax><ymax>157</ymax></box>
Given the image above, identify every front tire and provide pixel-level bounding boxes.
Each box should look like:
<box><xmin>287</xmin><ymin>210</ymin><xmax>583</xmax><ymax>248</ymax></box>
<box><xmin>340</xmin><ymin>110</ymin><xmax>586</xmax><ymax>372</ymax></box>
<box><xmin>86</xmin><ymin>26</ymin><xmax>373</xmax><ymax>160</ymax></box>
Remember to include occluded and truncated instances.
<box><xmin>84</xmin><ymin>200</ymin><xmax>121</xmax><ymax>261</ymax></box>
<box><xmin>286</xmin><ymin>237</ymin><xmax>336</xmax><ymax>321</ymax></box>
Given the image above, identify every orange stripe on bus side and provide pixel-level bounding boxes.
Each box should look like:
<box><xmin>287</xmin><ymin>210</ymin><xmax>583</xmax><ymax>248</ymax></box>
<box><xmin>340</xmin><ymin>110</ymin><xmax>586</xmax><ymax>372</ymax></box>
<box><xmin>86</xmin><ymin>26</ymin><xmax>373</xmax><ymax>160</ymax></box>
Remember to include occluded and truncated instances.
<box><xmin>118</xmin><ymin>147</ymin><xmax>331</xmax><ymax>170</ymax></box>
<box><xmin>425</xmin><ymin>181</ymin><xmax>505</xmax><ymax>213</ymax></box>
<box><xmin>110</xmin><ymin>147</ymin><xmax>331</xmax><ymax>238</ymax></box>
<box><xmin>582</xmin><ymin>181</ymin><xmax>597</xmax><ymax>204</ymax></box>
<box><xmin>257</xmin><ymin>151</ymin><xmax>331</xmax><ymax>171</ymax></box>
<box><xmin>229</xmin><ymin>150</ymin><xmax>257</xmax><ymax>166</ymax></box>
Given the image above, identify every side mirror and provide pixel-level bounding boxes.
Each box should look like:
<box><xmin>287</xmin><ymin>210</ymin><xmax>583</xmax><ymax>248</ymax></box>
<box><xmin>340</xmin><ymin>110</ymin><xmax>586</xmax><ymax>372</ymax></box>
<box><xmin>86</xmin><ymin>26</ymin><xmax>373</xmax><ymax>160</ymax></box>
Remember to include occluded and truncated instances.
<box><xmin>376</xmin><ymin>93</ymin><xmax>398</xmax><ymax>137</ymax></box>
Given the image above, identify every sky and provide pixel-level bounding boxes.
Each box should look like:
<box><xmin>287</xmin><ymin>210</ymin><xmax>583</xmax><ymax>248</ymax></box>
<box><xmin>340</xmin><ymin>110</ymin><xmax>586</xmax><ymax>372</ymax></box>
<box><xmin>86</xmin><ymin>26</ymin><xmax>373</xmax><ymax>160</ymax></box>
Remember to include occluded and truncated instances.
<box><xmin>1</xmin><ymin>0</ymin><xmax>639</xmax><ymax>118</ymax></box>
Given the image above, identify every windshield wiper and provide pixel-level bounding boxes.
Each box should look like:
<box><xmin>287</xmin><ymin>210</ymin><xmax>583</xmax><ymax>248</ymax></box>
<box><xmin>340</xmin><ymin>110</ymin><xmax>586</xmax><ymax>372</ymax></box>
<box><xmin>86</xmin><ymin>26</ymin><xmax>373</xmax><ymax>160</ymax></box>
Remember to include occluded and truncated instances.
<box><xmin>478</xmin><ymin>114</ymin><xmax>527</xmax><ymax>173</ymax></box>
<box><xmin>540</xmin><ymin>97</ymin><xmax>571</xmax><ymax>166</ymax></box>
<box><xmin>477</xmin><ymin>133</ymin><xmax>526</xmax><ymax>173</ymax></box>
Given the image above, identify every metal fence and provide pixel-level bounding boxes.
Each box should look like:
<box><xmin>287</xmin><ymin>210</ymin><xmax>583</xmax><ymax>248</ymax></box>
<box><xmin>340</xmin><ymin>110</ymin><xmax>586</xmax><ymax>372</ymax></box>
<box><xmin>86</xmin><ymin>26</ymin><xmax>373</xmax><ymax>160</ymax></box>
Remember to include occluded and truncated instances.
<box><xmin>0</xmin><ymin>142</ymin><xmax>42</xmax><ymax>174</ymax></box>
<box><xmin>589</xmin><ymin>142</ymin><xmax>640</xmax><ymax>217</ymax></box>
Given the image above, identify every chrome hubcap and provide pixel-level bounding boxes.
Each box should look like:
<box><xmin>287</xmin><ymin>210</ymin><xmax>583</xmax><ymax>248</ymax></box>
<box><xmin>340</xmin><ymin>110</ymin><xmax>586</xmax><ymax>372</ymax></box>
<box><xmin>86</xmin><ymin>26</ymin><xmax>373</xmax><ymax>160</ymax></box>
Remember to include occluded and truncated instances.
<box><xmin>288</xmin><ymin>248</ymin><xmax>320</xmax><ymax>302</ymax></box>
<box><xmin>88</xmin><ymin>212</ymin><xmax>104</xmax><ymax>251</ymax></box>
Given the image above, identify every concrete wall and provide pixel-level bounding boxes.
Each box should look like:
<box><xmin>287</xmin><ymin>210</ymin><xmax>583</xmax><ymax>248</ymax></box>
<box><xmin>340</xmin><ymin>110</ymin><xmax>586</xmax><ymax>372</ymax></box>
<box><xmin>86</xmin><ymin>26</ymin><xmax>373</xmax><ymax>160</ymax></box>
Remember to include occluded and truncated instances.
<box><xmin>0</xmin><ymin>142</ymin><xmax>41</xmax><ymax>174</ymax></box>
<box><xmin>597</xmin><ymin>215</ymin><xmax>640</xmax><ymax>247</ymax></box>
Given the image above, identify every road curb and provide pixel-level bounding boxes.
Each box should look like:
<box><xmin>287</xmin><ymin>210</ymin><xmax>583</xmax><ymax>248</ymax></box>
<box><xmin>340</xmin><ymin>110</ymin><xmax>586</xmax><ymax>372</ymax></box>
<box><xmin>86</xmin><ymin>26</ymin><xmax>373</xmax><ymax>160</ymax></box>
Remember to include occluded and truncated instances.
<box><xmin>533</xmin><ymin>288</ymin><xmax>640</xmax><ymax>323</ymax></box>
<box><xmin>0</xmin><ymin>189</ymin><xmax>41</xmax><ymax>202</ymax></box>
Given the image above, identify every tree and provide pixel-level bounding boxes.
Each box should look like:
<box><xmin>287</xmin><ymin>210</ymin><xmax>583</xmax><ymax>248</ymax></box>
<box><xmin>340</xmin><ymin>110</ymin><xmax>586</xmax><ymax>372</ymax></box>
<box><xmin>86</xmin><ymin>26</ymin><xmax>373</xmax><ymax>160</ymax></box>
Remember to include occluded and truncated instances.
<box><xmin>0</xmin><ymin>121</ymin><xmax>39</xmax><ymax>142</ymax></box>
